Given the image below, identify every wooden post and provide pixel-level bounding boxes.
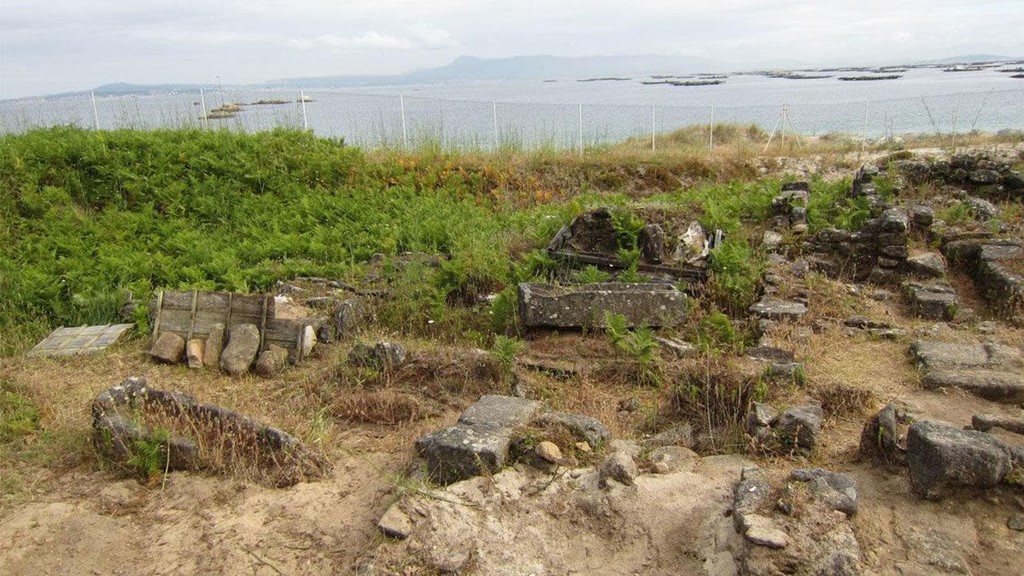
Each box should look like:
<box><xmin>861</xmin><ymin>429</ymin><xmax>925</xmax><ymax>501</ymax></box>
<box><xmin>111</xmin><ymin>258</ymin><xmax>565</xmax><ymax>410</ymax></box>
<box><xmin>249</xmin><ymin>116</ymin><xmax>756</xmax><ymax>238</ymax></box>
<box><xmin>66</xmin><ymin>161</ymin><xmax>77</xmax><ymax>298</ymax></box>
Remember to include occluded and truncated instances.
<box><xmin>153</xmin><ymin>291</ymin><xmax>165</xmax><ymax>337</ymax></box>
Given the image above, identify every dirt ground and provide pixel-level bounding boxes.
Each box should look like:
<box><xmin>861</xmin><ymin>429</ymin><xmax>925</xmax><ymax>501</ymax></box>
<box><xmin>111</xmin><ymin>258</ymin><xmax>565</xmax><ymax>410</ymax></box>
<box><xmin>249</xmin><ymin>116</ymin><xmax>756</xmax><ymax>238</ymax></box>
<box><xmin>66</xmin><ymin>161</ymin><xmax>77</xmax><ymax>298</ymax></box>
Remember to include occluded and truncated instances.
<box><xmin>3</xmin><ymin>277</ymin><xmax>1023</xmax><ymax>576</ymax></box>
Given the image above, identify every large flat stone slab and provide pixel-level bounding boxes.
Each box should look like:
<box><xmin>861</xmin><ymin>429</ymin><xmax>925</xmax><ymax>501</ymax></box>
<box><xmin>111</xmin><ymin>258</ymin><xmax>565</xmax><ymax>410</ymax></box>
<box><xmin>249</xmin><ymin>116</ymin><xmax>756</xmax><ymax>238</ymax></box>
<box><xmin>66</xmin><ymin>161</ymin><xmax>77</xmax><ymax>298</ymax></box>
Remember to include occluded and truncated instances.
<box><xmin>458</xmin><ymin>394</ymin><xmax>543</xmax><ymax>429</ymax></box>
<box><xmin>518</xmin><ymin>282</ymin><xmax>687</xmax><ymax>329</ymax></box>
<box><xmin>911</xmin><ymin>341</ymin><xmax>1024</xmax><ymax>404</ymax></box>
<box><xmin>27</xmin><ymin>323</ymin><xmax>135</xmax><ymax>358</ymax></box>
<box><xmin>749</xmin><ymin>299</ymin><xmax>807</xmax><ymax>321</ymax></box>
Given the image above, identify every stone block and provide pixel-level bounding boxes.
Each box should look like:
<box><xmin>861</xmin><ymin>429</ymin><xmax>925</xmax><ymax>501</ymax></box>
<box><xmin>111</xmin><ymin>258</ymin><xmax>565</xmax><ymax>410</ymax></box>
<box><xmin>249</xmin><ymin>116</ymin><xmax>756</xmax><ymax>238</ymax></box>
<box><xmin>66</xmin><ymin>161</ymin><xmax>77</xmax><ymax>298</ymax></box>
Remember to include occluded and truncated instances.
<box><xmin>203</xmin><ymin>323</ymin><xmax>225</xmax><ymax>368</ymax></box>
<box><xmin>186</xmin><ymin>338</ymin><xmax>205</xmax><ymax>369</ymax></box>
<box><xmin>150</xmin><ymin>332</ymin><xmax>185</xmax><ymax>364</ymax></box>
<box><xmin>415</xmin><ymin>425</ymin><xmax>514</xmax><ymax>485</ymax></box>
<box><xmin>459</xmin><ymin>394</ymin><xmax>542</xmax><ymax>429</ymax></box>
<box><xmin>905</xmin><ymin>283</ymin><xmax>958</xmax><ymax>320</ymax></box>
<box><xmin>219</xmin><ymin>323</ymin><xmax>261</xmax><ymax>376</ymax></box>
<box><xmin>907</xmin><ymin>421</ymin><xmax>1011</xmax><ymax>499</ymax></box>
<box><xmin>518</xmin><ymin>282</ymin><xmax>687</xmax><ymax>329</ymax></box>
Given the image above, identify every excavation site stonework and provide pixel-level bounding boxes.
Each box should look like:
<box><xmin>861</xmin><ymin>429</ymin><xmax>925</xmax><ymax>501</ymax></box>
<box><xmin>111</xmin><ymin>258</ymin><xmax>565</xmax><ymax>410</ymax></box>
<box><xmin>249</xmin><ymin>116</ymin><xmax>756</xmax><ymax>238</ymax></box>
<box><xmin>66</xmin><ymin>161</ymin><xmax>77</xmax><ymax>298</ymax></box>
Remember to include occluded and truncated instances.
<box><xmin>2</xmin><ymin>128</ymin><xmax>1024</xmax><ymax>576</ymax></box>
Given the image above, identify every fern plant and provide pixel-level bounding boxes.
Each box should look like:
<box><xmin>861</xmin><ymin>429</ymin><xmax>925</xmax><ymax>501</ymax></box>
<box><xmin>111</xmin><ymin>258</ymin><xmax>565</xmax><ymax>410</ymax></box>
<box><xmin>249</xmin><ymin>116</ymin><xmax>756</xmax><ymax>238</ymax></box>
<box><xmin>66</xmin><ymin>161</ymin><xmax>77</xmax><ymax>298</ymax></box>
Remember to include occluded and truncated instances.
<box><xmin>604</xmin><ymin>312</ymin><xmax>663</xmax><ymax>387</ymax></box>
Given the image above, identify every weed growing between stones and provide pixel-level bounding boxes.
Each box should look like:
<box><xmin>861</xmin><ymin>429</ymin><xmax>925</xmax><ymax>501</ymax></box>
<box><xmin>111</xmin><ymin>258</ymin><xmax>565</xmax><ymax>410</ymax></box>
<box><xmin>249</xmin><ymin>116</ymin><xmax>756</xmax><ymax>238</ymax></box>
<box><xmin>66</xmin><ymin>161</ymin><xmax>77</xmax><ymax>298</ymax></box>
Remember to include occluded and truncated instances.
<box><xmin>603</xmin><ymin>312</ymin><xmax>663</xmax><ymax>387</ymax></box>
<box><xmin>126</xmin><ymin>429</ymin><xmax>171</xmax><ymax>486</ymax></box>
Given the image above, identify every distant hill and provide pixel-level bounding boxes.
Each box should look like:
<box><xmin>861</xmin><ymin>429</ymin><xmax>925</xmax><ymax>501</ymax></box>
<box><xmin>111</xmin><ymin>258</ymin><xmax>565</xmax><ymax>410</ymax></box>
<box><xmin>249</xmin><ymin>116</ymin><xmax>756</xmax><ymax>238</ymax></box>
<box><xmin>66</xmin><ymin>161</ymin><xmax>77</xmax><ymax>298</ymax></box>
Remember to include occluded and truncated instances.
<box><xmin>915</xmin><ymin>54</ymin><xmax>1022</xmax><ymax>65</ymax></box>
<box><xmin>92</xmin><ymin>82</ymin><xmax>210</xmax><ymax>94</ymax></box>
<box><xmin>266</xmin><ymin>54</ymin><xmax>726</xmax><ymax>88</ymax></box>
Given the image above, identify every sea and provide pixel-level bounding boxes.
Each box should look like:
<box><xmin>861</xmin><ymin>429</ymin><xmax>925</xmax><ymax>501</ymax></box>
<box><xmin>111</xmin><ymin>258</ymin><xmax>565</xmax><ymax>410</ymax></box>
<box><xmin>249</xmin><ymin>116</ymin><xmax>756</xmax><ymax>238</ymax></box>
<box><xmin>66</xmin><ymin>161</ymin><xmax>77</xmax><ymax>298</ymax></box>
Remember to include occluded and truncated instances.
<box><xmin>2</xmin><ymin>65</ymin><xmax>1022</xmax><ymax>149</ymax></box>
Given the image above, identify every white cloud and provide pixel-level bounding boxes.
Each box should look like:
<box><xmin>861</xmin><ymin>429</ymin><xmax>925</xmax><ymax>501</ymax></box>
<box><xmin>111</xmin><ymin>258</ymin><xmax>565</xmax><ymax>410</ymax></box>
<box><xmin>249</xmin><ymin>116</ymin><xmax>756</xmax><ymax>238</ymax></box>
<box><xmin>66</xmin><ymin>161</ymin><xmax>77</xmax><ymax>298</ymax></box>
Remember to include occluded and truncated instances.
<box><xmin>288</xmin><ymin>32</ymin><xmax>414</xmax><ymax>51</ymax></box>
<box><xmin>2</xmin><ymin>0</ymin><xmax>1023</xmax><ymax>97</ymax></box>
<box><xmin>287</xmin><ymin>25</ymin><xmax>459</xmax><ymax>53</ymax></box>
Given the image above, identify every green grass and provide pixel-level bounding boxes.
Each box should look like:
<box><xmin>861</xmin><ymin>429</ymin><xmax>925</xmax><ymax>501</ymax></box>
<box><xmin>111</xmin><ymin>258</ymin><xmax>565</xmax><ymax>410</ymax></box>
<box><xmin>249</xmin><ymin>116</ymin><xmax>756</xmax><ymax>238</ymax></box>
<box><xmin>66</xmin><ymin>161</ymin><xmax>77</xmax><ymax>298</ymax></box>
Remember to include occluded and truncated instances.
<box><xmin>0</xmin><ymin>127</ymin><xmax>577</xmax><ymax>352</ymax></box>
<box><xmin>0</xmin><ymin>125</ymin><xmax>891</xmax><ymax>356</ymax></box>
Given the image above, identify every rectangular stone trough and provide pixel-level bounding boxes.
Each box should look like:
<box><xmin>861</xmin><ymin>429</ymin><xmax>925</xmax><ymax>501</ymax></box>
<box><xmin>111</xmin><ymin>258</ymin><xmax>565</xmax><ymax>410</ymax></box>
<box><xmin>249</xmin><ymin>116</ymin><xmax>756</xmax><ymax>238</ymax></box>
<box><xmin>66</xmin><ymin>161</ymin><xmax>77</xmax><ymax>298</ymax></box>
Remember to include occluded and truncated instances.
<box><xmin>517</xmin><ymin>282</ymin><xmax>687</xmax><ymax>329</ymax></box>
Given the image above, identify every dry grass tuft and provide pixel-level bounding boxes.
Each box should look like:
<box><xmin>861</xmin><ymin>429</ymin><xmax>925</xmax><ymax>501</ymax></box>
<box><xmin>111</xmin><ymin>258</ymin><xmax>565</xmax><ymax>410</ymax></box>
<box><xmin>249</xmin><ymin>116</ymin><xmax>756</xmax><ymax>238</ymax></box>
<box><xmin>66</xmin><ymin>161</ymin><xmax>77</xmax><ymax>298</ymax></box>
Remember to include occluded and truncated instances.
<box><xmin>332</xmin><ymin>390</ymin><xmax>433</xmax><ymax>425</ymax></box>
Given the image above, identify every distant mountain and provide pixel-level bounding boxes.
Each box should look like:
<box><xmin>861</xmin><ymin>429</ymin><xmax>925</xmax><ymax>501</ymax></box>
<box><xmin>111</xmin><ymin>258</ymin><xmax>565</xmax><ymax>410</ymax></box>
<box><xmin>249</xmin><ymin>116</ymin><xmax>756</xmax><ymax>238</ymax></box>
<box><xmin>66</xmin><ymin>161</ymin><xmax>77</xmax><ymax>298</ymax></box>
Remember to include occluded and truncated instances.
<box><xmin>92</xmin><ymin>82</ymin><xmax>211</xmax><ymax>94</ymax></box>
<box><xmin>915</xmin><ymin>54</ymin><xmax>1021</xmax><ymax>65</ymax></box>
<box><xmin>266</xmin><ymin>54</ymin><xmax>726</xmax><ymax>88</ymax></box>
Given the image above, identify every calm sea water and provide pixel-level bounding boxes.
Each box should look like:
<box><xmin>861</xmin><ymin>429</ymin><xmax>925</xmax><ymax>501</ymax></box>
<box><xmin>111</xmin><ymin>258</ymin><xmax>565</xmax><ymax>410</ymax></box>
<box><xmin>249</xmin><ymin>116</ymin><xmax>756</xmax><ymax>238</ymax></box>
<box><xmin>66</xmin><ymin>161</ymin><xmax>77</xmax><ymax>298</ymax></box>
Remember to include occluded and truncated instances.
<box><xmin>2</xmin><ymin>66</ymin><xmax>1022</xmax><ymax>149</ymax></box>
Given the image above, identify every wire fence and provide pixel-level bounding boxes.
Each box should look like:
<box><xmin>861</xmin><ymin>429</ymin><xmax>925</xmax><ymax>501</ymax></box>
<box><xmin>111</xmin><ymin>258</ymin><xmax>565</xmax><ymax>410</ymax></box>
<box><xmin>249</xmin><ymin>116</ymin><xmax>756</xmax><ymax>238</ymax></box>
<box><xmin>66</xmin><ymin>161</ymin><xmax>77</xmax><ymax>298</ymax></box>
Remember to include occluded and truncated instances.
<box><xmin>2</xmin><ymin>87</ymin><xmax>1022</xmax><ymax>152</ymax></box>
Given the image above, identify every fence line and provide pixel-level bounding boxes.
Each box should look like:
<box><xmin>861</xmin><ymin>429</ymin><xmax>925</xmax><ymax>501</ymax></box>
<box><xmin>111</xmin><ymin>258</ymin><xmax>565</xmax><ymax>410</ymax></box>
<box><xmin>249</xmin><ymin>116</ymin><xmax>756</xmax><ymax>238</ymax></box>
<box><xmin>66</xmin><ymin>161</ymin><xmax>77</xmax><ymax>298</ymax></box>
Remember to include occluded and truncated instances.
<box><xmin>1</xmin><ymin>87</ymin><xmax>1022</xmax><ymax>153</ymax></box>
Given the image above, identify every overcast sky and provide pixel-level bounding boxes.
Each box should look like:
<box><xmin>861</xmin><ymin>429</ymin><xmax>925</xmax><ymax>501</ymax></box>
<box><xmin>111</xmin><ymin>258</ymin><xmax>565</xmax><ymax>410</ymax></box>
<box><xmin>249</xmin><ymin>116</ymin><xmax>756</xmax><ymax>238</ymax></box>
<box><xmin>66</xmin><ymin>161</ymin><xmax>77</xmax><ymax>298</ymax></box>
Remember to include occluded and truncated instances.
<box><xmin>2</xmin><ymin>0</ymin><xmax>1022</xmax><ymax>99</ymax></box>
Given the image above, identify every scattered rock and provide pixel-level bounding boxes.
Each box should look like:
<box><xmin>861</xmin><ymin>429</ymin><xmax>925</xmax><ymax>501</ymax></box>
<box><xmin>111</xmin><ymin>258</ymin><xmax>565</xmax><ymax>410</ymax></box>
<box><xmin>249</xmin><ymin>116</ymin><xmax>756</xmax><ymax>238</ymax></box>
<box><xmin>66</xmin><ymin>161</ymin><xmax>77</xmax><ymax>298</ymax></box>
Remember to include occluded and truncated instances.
<box><xmin>860</xmin><ymin>404</ymin><xmax>910</xmax><ymax>463</ymax></box>
<box><xmin>741</xmin><ymin>514</ymin><xmax>788</xmax><ymax>549</ymax></box>
<box><xmin>677</xmin><ymin>221</ymin><xmax>710</xmax><ymax>264</ymax></box>
<box><xmin>655</xmin><ymin>336</ymin><xmax>697</xmax><ymax>359</ymax></box>
<box><xmin>639</xmin><ymin>223</ymin><xmax>666</xmax><ymax>263</ymax></box>
<box><xmin>762</xmin><ymin>230</ymin><xmax>784</xmax><ymax>251</ymax></box>
<box><xmin>533</xmin><ymin>411</ymin><xmax>611</xmax><ymax>448</ymax></box>
<box><xmin>906</xmin><ymin>420</ymin><xmax>1012</xmax><ymax>499</ymax></box>
<box><xmin>745</xmin><ymin>403</ymin><xmax>780</xmax><ymax>444</ymax></box>
<box><xmin>535</xmin><ymin>441</ymin><xmax>562</xmax><ymax>463</ymax></box>
<box><xmin>348</xmin><ymin>341</ymin><xmax>407</xmax><ymax>371</ymax></box>
<box><xmin>1009</xmin><ymin>513</ymin><xmax>1024</xmax><ymax>531</ymax></box>
<box><xmin>378</xmin><ymin>503</ymin><xmax>414</xmax><ymax>539</ymax></box>
<box><xmin>791</xmin><ymin>468</ymin><xmax>858</xmax><ymax>517</ymax></box>
<box><xmin>149</xmin><ymin>332</ymin><xmax>185</xmax><ymax>364</ymax></box>
<box><xmin>910</xmin><ymin>205</ymin><xmax>934</xmax><ymax>228</ymax></box>
<box><xmin>598</xmin><ymin>450</ymin><xmax>638</xmax><ymax>487</ymax></box>
<box><xmin>776</xmin><ymin>404</ymin><xmax>823</xmax><ymax>453</ymax></box>
<box><xmin>255</xmin><ymin>344</ymin><xmax>289</xmax><ymax>378</ymax></box>
<box><xmin>333</xmin><ymin>298</ymin><xmax>364</xmax><ymax>338</ymax></box>
<box><xmin>965</xmin><ymin>196</ymin><xmax>999</xmax><ymax>220</ymax></box>
<box><xmin>219</xmin><ymin>323</ymin><xmax>261</xmax><ymax>376</ymax></box>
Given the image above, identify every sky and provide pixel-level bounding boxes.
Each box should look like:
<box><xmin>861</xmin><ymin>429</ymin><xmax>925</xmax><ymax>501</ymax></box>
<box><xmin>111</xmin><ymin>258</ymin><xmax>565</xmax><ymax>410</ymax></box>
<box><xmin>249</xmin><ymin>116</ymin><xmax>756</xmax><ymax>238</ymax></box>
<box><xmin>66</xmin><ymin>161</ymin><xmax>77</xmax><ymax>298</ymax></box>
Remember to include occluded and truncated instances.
<box><xmin>2</xmin><ymin>0</ymin><xmax>1023</xmax><ymax>99</ymax></box>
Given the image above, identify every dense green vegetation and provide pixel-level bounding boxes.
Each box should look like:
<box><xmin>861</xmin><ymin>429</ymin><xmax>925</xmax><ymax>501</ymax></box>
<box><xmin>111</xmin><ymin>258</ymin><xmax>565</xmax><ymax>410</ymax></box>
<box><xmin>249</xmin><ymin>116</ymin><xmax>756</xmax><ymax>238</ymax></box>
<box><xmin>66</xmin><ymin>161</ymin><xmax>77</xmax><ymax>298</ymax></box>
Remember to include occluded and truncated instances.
<box><xmin>1</xmin><ymin>126</ymin><xmax>858</xmax><ymax>356</ymax></box>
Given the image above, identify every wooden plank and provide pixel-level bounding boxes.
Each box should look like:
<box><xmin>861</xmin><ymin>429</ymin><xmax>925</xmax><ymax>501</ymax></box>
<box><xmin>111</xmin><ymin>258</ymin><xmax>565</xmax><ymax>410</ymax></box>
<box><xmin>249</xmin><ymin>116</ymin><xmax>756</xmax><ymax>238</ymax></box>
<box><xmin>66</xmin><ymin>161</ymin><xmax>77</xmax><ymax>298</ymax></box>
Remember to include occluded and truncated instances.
<box><xmin>229</xmin><ymin>294</ymin><xmax>273</xmax><ymax>317</ymax></box>
<box><xmin>263</xmin><ymin>318</ymin><xmax>304</xmax><ymax>341</ymax></box>
<box><xmin>195</xmin><ymin>292</ymin><xmax>232</xmax><ymax>312</ymax></box>
<box><xmin>158</xmin><ymin>310</ymin><xmax>194</xmax><ymax>334</ymax></box>
<box><xmin>160</xmin><ymin>291</ymin><xmax>199</xmax><ymax>310</ymax></box>
<box><xmin>192</xmin><ymin>310</ymin><xmax>230</xmax><ymax>334</ymax></box>
<box><xmin>153</xmin><ymin>291</ymin><xmax>164</xmax><ymax>337</ymax></box>
<box><xmin>186</xmin><ymin>290</ymin><xmax>199</xmax><ymax>341</ymax></box>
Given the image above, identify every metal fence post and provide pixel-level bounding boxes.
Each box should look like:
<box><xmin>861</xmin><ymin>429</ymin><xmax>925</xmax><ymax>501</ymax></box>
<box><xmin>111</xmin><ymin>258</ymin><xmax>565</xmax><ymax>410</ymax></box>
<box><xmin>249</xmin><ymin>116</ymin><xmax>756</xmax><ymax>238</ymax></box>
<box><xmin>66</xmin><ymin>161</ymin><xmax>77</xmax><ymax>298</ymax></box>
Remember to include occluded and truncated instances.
<box><xmin>400</xmin><ymin>95</ymin><xmax>408</xmax><ymax>148</ymax></box>
<box><xmin>651</xmin><ymin>105</ymin><xmax>656</xmax><ymax>152</ymax></box>
<box><xmin>578</xmin><ymin>102</ymin><xmax>583</xmax><ymax>155</ymax></box>
<box><xmin>301</xmin><ymin>90</ymin><xmax>309</xmax><ymax>131</ymax></box>
<box><xmin>952</xmin><ymin>92</ymin><xmax>963</xmax><ymax>152</ymax></box>
<box><xmin>91</xmin><ymin>92</ymin><xmax>100</xmax><ymax>130</ymax></box>
<box><xmin>200</xmin><ymin>88</ymin><xmax>209</xmax><ymax>129</ymax></box>
<box><xmin>709</xmin><ymin>105</ymin><xmax>715</xmax><ymax>154</ymax></box>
